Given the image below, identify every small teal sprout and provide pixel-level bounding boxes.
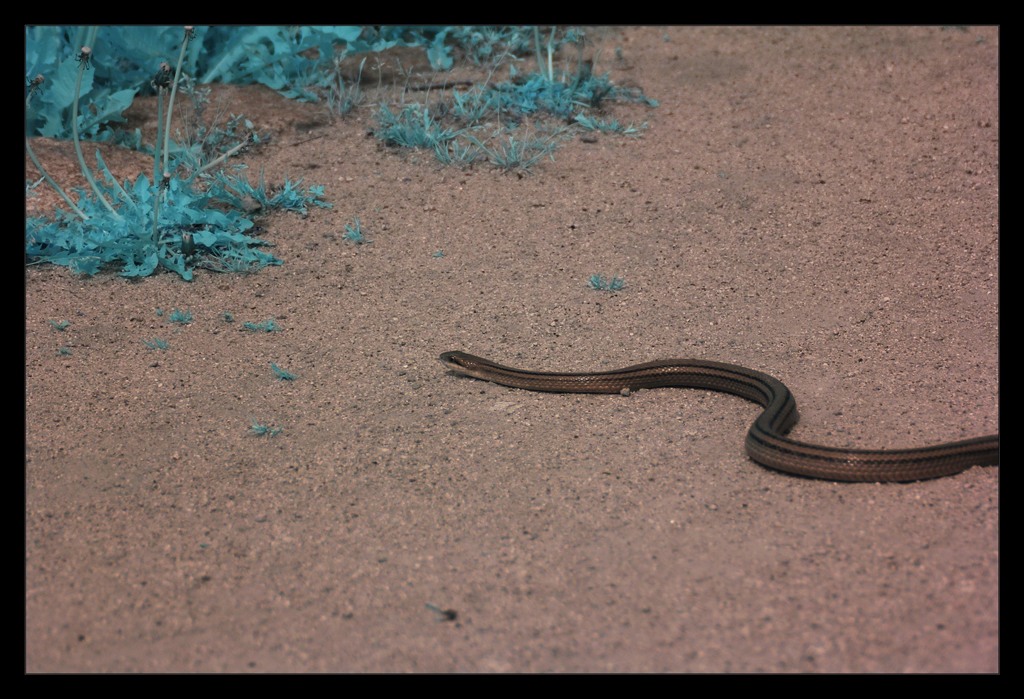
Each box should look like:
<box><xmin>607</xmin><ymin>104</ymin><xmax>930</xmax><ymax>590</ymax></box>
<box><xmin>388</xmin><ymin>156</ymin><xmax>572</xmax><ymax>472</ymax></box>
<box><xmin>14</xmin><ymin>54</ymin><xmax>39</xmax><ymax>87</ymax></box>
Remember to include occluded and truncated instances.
<box><xmin>432</xmin><ymin>249</ymin><xmax>445</xmax><ymax>258</ymax></box>
<box><xmin>168</xmin><ymin>308</ymin><xmax>193</xmax><ymax>324</ymax></box>
<box><xmin>143</xmin><ymin>338</ymin><xmax>169</xmax><ymax>351</ymax></box>
<box><xmin>243</xmin><ymin>319</ymin><xmax>281</xmax><ymax>332</ymax></box>
<box><xmin>343</xmin><ymin>218</ymin><xmax>369</xmax><ymax>245</ymax></box>
<box><xmin>57</xmin><ymin>346</ymin><xmax>73</xmax><ymax>356</ymax></box>
<box><xmin>270</xmin><ymin>362</ymin><xmax>296</xmax><ymax>381</ymax></box>
<box><xmin>249</xmin><ymin>420</ymin><xmax>283</xmax><ymax>437</ymax></box>
<box><xmin>222</xmin><ymin>311</ymin><xmax>235</xmax><ymax>323</ymax></box>
<box><xmin>588</xmin><ymin>274</ymin><xmax>625</xmax><ymax>291</ymax></box>
<box><xmin>574</xmin><ymin>113</ymin><xmax>645</xmax><ymax>136</ymax></box>
<box><xmin>155</xmin><ymin>308</ymin><xmax>164</xmax><ymax>317</ymax></box>
<box><xmin>48</xmin><ymin>320</ymin><xmax>70</xmax><ymax>331</ymax></box>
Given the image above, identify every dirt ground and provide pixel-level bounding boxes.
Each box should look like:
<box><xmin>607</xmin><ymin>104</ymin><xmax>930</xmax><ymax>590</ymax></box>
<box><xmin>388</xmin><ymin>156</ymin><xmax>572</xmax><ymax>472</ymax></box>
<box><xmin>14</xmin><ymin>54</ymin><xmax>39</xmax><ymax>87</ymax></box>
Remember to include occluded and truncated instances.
<box><xmin>25</xmin><ymin>26</ymin><xmax>999</xmax><ymax>673</ymax></box>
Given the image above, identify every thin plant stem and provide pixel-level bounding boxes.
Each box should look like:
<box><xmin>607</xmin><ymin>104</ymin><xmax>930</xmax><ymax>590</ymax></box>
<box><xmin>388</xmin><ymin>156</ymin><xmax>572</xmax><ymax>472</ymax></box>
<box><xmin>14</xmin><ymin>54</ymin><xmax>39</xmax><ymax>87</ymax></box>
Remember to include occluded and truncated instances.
<box><xmin>162</xmin><ymin>27</ymin><xmax>194</xmax><ymax>174</ymax></box>
<box><xmin>71</xmin><ymin>46</ymin><xmax>120</xmax><ymax>219</ymax></box>
<box><xmin>151</xmin><ymin>187</ymin><xmax>161</xmax><ymax>246</ymax></box>
<box><xmin>25</xmin><ymin>137</ymin><xmax>88</xmax><ymax>220</ymax></box>
<box><xmin>533</xmin><ymin>27</ymin><xmax>544</xmax><ymax>79</ymax></box>
<box><xmin>195</xmin><ymin>135</ymin><xmax>251</xmax><ymax>176</ymax></box>
<box><xmin>154</xmin><ymin>87</ymin><xmax>163</xmax><ymax>185</ymax></box>
<box><xmin>533</xmin><ymin>26</ymin><xmax>557</xmax><ymax>82</ymax></box>
<box><xmin>153</xmin><ymin>86</ymin><xmax>165</xmax><ymax>245</ymax></box>
<box><xmin>545</xmin><ymin>26</ymin><xmax>557</xmax><ymax>81</ymax></box>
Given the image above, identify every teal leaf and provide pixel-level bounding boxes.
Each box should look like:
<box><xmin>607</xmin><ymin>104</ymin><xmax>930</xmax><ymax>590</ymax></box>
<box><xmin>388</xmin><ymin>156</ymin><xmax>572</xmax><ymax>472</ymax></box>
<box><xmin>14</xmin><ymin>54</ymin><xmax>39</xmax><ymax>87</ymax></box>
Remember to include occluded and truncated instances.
<box><xmin>120</xmin><ymin>251</ymin><xmax>159</xmax><ymax>277</ymax></box>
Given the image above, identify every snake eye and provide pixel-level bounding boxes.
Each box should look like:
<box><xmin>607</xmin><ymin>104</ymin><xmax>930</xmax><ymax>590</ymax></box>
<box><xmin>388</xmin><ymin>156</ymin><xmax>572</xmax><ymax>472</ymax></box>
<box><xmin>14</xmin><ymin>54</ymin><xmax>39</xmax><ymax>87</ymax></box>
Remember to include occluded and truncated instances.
<box><xmin>440</xmin><ymin>351</ymin><xmax>468</xmax><ymax>367</ymax></box>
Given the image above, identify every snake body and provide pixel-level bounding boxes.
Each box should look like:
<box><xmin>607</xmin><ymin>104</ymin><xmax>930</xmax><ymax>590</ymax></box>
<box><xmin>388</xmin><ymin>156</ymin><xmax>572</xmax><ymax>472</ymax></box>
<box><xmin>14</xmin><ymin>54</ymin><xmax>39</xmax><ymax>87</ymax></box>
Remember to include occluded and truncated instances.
<box><xmin>439</xmin><ymin>351</ymin><xmax>998</xmax><ymax>482</ymax></box>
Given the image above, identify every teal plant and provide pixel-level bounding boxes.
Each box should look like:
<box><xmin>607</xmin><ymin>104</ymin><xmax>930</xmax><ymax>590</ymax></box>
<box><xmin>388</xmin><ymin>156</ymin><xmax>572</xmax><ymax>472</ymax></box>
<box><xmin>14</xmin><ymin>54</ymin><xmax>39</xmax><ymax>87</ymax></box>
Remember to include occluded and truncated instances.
<box><xmin>327</xmin><ymin>56</ymin><xmax>366</xmax><ymax>116</ymax></box>
<box><xmin>374</xmin><ymin>103</ymin><xmax>461</xmax><ymax>151</ymax></box>
<box><xmin>26</xmin><ymin>26</ymin><xmax>656</xmax><ymax>277</ymax></box>
<box><xmin>270</xmin><ymin>362</ymin><xmax>296</xmax><ymax>381</ymax></box>
<box><xmin>343</xmin><ymin>218</ymin><xmax>369</xmax><ymax>245</ymax></box>
<box><xmin>143</xmin><ymin>338</ymin><xmax>169</xmax><ymax>350</ymax></box>
<box><xmin>588</xmin><ymin>274</ymin><xmax>625</xmax><ymax>291</ymax></box>
<box><xmin>249</xmin><ymin>420</ymin><xmax>283</xmax><ymax>437</ymax></box>
<box><xmin>48</xmin><ymin>319</ymin><xmax>71</xmax><ymax>331</ymax></box>
<box><xmin>369</xmin><ymin>26</ymin><xmax>657</xmax><ymax>171</ymax></box>
<box><xmin>432</xmin><ymin>137</ymin><xmax>481</xmax><ymax>167</ymax></box>
<box><xmin>213</xmin><ymin>168</ymin><xmax>329</xmax><ymax>217</ymax></box>
<box><xmin>464</xmin><ymin>127</ymin><xmax>565</xmax><ymax>171</ymax></box>
<box><xmin>242</xmin><ymin>319</ymin><xmax>281</xmax><ymax>332</ymax></box>
<box><xmin>25</xmin><ymin>26</ymin><xmax>331</xmax><ymax>280</ymax></box>
<box><xmin>449</xmin><ymin>84</ymin><xmax>499</xmax><ymax>124</ymax></box>
<box><xmin>574</xmin><ymin>113</ymin><xmax>646</xmax><ymax>136</ymax></box>
<box><xmin>168</xmin><ymin>308</ymin><xmax>193</xmax><ymax>324</ymax></box>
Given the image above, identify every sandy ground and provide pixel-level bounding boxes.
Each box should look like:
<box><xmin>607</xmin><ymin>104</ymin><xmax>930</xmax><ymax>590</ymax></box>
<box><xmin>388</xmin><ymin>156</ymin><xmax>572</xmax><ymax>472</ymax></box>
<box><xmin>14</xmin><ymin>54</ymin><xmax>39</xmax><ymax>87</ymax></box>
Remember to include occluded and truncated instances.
<box><xmin>25</xmin><ymin>26</ymin><xmax>998</xmax><ymax>672</ymax></box>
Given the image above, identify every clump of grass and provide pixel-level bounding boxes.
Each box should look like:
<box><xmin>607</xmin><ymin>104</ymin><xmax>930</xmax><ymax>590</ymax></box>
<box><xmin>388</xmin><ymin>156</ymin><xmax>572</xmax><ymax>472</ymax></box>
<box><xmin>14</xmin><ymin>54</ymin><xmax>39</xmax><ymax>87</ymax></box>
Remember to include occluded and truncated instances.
<box><xmin>449</xmin><ymin>85</ymin><xmax>499</xmax><ymax>124</ymax></box>
<box><xmin>464</xmin><ymin>127</ymin><xmax>566</xmax><ymax>171</ymax></box>
<box><xmin>343</xmin><ymin>218</ymin><xmax>369</xmax><ymax>245</ymax></box>
<box><xmin>588</xmin><ymin>274</ymin><xmax>625</xmax><ymax>291</ymax></box>
<box><xmin>270</xmin><ymin>362</ymin><xmax>296</xmax><ymax>381</ymax></box>
<box><xmin>574</xmin><ymin>113</ymin><xmax>646</xmax><ymax>136</ymax></box>
<box><xmin>249</xmin><ymin>420</ymin><xmax>282</xmax><ymax>437</ymax></box>
<box><xmin>222</xmin><ymin>311</ymin><xmax>234</xmax><ymax>322</ymax></box>
<box><xmin>57</xmin><ymin>346</ymin><xmax>73</xmax><ymax>356</ymax></box>
<box><xmin>242</xmin><ymin>319</ymin><xmax>281</xmax><ymax>332</ymax></box>
<box><xmin>374</xmin><ymin>103</ymin><xmax>461</xmax><ymax>151</ymax></box>
<box><xmin>213</xmin><ymin>168</ymin><xmax>330</xmax><ymax>217</ymax></box>
<box><xmin>432</xmin><ymin>137</ymin><xmax>481</xmax><ymax>167</ymax></box>
<box><xmin>143</xmin><ymin>338</ymin><xmax>169</xmax><ymax>350</ymax></box>
<box><xmin>196</xmin><ymin>247</ymin><xmax>279</xmax><ymax>275</ymax></box>
<box><xmin>168</xmin><ymin>308</ymin><xmax>193</xmax><ymax>324</ymax></box>
<box><xmin>327</xmin><ymin>56</ymin><xmax>365</xmax><ymax>116</ymax></box>
<box><xmin>48</xmin><ymin>319</ymin><xmax>71</xmax><ymax>331</ymax></box>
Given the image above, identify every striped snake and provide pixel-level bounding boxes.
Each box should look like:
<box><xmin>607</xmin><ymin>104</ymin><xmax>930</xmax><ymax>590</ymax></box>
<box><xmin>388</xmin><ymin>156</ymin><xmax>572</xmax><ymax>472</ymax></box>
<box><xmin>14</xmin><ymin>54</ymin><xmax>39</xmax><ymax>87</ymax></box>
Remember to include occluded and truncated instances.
<box><xmin>439</xmin><ymin>351</ymin><xmax>998</xmax><ymax>482</ymax></box>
